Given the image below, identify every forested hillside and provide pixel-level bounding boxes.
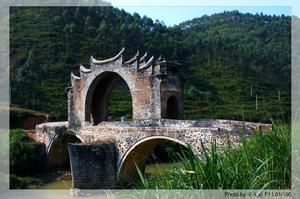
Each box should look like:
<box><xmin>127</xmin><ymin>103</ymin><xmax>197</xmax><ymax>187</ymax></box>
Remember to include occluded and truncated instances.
<box><xmin>10</xmin><ymin>7</ymin><xmax>291</xmax><ymax>122</ymax></box>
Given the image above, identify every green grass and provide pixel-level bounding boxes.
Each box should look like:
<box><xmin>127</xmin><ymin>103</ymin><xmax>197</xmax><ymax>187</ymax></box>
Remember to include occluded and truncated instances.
<box><xmin>134</xmin><ymin>124</ymin><xmax>291</xmax><ymax>189</ymax></box>
<box><xmin>145</xmin><ymin>162</ymin><xmax>184</xmax><ymax>176</ymax></box>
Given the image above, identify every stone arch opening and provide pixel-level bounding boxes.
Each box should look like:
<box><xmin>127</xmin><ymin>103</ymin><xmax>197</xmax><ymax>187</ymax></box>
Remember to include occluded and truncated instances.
<box><xmin>48</xmin><ymin>134</ymin><xmax>82</xmax><ymax>168</ymax></box>
<box><xmin>166</xmin><ymin>95</ymin><xmax>180</xmax><ymax>119</ymax></box>
<box><xmin>118</xmin><ymin>136</ymin><xmax>189</xmax><ymax>183</ymax></box>
<box><xmin>85</xmin><ymin>72</ymin><xmax>133</xmax><ymax>125</ymax></box>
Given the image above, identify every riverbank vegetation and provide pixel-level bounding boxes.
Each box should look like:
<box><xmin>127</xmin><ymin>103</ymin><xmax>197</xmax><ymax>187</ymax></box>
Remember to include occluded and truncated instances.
<box><xmin>134</xmin><ymin>124</ymin><xmax>291</xmax><ymax>189</ymax></box>
<box><xmin>9</xmin><ymin>129</ymin><xmax>46</xmax><ymax>189</ymax></box>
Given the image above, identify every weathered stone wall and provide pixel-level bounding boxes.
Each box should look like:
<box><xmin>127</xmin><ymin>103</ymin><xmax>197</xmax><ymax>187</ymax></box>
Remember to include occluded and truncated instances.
<box><xmin>160</xmin><ymin>63</ymin><xmax>184</xmax><ymax>119</ymax></box>
<box><xmin>68</xmin><ymin>143</ymin><xmax>116</xmax><ymax>189</ymax></box>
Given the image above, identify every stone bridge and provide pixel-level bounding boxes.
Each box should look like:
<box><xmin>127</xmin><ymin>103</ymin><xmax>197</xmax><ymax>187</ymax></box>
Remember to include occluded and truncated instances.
<box><xmin>36</xmin><ymin>48</ymin><xmax>271</xmax><ymax>189</ymax></box>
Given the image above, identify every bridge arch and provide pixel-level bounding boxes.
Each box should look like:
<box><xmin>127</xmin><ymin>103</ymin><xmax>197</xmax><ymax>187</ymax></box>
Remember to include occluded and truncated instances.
<box><xmin>117</xmin><ymin>135</ymin><xmax>192</xmax><ymax>181</ymax></box>
<box><xmin>47</xmin><ymin>133</ymin><xmax>83</xmax><ymax>168</ymax></box>
<box><xmin>85</xmin><ymin>71</ymin><xmax>133</xmax><ymax>125</ymax></box>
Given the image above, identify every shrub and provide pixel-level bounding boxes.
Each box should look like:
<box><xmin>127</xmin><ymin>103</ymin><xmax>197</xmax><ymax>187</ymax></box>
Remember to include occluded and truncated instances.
<box><xmin>9</xmin><ymin>174</ymin><xmax>40</xmax><ymax>189</ymax></box>
<box><xmin>10</xmin><ymin>129</ymin><xmax>46</xmax><ymax>175</ymax></box>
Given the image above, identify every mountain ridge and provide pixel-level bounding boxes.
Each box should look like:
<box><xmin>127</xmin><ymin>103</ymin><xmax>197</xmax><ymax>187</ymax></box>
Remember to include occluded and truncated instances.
<box><xmin>10</xmin><ymin>7</ymin><xmax>291</xmax><ymax>122</ymax></box>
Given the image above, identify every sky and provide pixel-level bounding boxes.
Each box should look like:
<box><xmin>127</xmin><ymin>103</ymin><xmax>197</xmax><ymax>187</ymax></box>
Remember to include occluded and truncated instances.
<box><xmin>109</xmin><ymin>0</ymin><xmax>299</xmax><ymax>26</ymax></box>
<box><xmin>116</xmin><ymin>6</ymin><xmax>292</xmax><ymax>26</ymax></box>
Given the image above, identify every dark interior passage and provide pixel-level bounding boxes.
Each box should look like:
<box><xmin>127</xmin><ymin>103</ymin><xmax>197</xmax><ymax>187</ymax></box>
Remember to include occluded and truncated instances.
<box><xmin>118</xmin><ymin>138</ymin><xmax>188</xmax><ymax>185</ymax></box>
<box><xmin>166</xmin><ymin>95</ymin><xmax>180</xmax><ymax>119</ymax></box>
<box><xmin>48</xmin><ymin>134</ymin><xmax>82</xmax><ymax>168</ymax></box>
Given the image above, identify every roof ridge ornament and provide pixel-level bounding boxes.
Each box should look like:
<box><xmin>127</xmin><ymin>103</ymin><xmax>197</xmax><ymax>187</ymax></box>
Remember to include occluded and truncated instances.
<box><xmin>138</xmin><ymin>56</ymin><xmax>154</xmax><ymax>72</ymax></box>
<box><xmin>155</xmin><ymin>55</ymin><xmax>163</xmax><ymax>64</ymax></box>
<box><xmin>139</xmin><ymin>52</ymin><xmax>148</xmax><ymax>63</ymax></box>
<box><xmin>125</xmin><ymin>51</ymin><xmax>139</xmax><ymax>65</ymax></box>
<box><xmin>79</xmin><ymin>64</ymin><xmax>92</xmax><ymax>73</ymax></box>
<box><xmin>90</xmin><ymin>47</ymin><xmax>125</xmax><ymax>65</ymax></box>
<box><xmin>71</xmin><ymin>72</ymin><xmax>81</xmax><ymax>86</ymax></box>
<box><xmin>71</xmin><ymin>72</ymin><xmax>81</xmax><ymax>80</ymax></box>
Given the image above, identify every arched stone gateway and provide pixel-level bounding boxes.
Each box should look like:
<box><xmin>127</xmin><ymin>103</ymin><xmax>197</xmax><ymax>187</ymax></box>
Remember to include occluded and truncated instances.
<box><xmin>67</xmin><ymin>48</ymin><xmax>184</xmax><ymax>128</ymax></box>
<box><xmin>36</xmin><ymin>48</ymin><xmax>272</xmax><ymax>189</ymax></box>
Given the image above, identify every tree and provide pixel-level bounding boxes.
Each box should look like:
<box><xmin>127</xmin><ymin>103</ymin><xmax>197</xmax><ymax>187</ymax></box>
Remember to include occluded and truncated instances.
<box><xmin>16</xmin><ymin>48</ymin><xmax>39</xmax><ymax>109</ymax></box>
<box><xmin>69</xmin><ymin>22</ymin><xmax>76</xmax><ymax>33</ymax></box>
<box><xmin>9</xmin><ymin>7</ymin><xmax>291</xmax><ymax>122</ymax></box>
<box><xmin>10</xmin><ymin>129</ymin><xmax>46</xmax><ymax>175</ymax></box>
<box><xmin>74</xmin><ymin>7</ymin><xmax>80</xmax><ymax>19</ymax></box>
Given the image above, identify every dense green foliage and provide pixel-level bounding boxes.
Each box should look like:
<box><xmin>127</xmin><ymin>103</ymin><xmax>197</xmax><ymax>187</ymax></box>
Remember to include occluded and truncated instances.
<box><xmin>147</xmin><ymin>141</ymin><xmax>188</xmax><ymax>164</ymax></box>
<box><xmin>10</xmin><ymin>7</ymin><xmax>290</xmax><ymax>122</ymax></box>
<box><xmin>10</xmin><ymin>129</ymin><xmax>46</xmax><ymax>175</ymax></box>
<box><xmin>10</xmin><ymin>129</ymin><xmax>47</xmax><ymax>189</ymax></box>
<box><xmin>107</xmin><ymin>81</ymin><xmax>132</xmax><ymax>121</ymax></box>
<box><xmin>135</xmin><ymin>124</ymin><xmax>291</xmax><ymax>189</ymax></box>
<box><xmin>10</xmin><ymin>174</ymin><xmax>40</xmax><ymax>189</ymax></box>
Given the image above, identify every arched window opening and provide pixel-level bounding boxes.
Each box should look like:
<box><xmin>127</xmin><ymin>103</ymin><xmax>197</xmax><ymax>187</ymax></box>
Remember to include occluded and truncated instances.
<box><xmin>86</xmin><ymin>72</ymin><xmax>133</xmax><ymax>125</ymax></box>
<box><xmin>166</xmin><ymin>95</ymin><xmax>180</xmax><ymax>119</ymax></box>
<box><xmin>107</xmin><ymin>78</ymin><xmax>132</xmax><ymax>122</ymax></box>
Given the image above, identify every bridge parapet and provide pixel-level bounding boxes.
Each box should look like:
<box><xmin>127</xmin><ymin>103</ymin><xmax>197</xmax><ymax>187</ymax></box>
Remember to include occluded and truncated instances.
<box><xmin>76</xmin><ymin>119</ymin><xmax>271</xmax><ymax>165</ymax></box>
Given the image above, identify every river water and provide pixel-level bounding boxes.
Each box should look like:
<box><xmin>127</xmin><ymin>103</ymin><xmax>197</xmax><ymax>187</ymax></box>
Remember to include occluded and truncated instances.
<box><xmin>39</xmin><ymin>162</ymin><xmax>183</xmax><ymax>189</ymax></box>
